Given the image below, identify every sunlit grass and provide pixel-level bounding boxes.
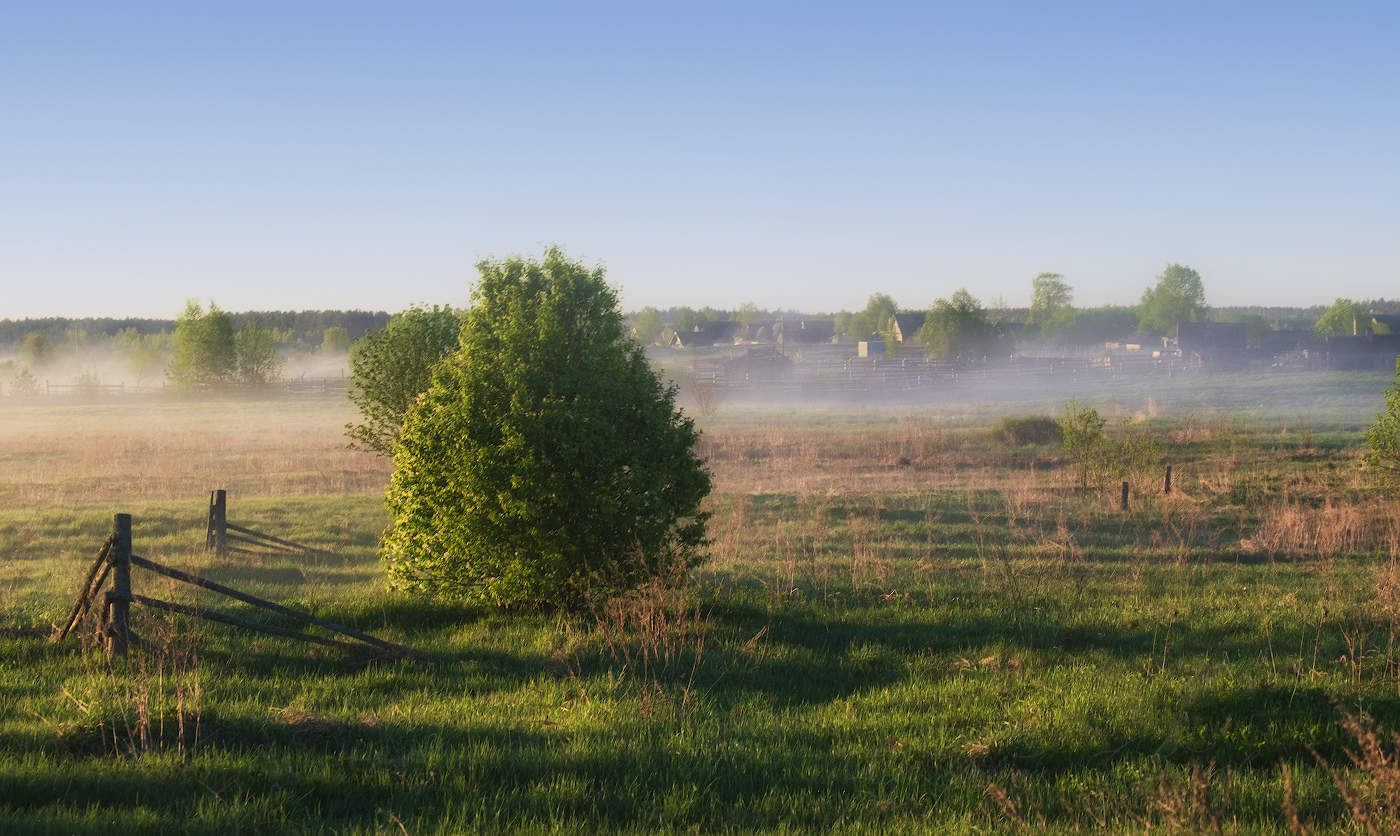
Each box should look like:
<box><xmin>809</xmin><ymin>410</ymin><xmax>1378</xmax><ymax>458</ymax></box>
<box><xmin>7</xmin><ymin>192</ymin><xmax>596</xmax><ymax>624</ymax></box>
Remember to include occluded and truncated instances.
<box><xmin>3</xmin><ymin>385</ymin><xmax>1400</xmax><ymax>831</ymax></box>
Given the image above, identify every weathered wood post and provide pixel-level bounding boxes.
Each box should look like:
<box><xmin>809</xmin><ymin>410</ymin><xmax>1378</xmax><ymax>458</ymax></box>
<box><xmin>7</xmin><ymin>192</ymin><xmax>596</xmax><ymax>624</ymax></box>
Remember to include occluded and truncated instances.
<box><xmin>106</xmin><ymin>513</ymin><xmax>132</xmax><ymax>659</ymax></box>
<box><xmin>1164</xmin><ymin>465</ymin><xmax>1172</xmax><ymax>495</ymax></box>
<box><xmin>1120</xmin><ymin>481</ymin><xmax>1130</xmax><ymax>511</ymax></box>
<box><xmin>206</xmin><ymin>489</ymin><xmax>227</xmax><ymax>557</ymax></box>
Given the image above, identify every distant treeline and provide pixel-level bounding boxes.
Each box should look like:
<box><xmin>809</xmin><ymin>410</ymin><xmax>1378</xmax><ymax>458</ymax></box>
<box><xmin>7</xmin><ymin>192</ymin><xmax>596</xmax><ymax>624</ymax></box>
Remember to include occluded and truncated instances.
<box><xmin>0</xmin><ymin>310</ymin><xmax>390</xmax><ymax>352</ymax></box>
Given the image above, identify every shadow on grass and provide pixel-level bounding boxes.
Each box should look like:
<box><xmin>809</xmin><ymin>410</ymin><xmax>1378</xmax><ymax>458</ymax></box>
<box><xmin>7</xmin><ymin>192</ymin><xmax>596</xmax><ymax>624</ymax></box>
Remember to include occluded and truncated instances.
<box><xmin>983</xmin><ymin>684</ymin><xmax>1400</xmax><ymax>772</ymax></box>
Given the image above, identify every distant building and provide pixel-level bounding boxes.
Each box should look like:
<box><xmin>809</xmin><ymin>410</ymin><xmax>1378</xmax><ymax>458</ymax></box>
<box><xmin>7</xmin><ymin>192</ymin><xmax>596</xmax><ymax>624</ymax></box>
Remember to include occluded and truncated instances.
<box><xmin>1176</xmin><ymin>321</ymin><xmax>1247</xmax><ymax>367</ymax></box>
<box><xmin>774</xmin><ymin>319</ymin><xmax>836</xmax><ymax>345</ymax></box>
<box><xmin>891</xmin><ymin>313</ymin><xmax>926</xmax><ymax>345</ymax></box>
<box><xmin>858</xmin><ymin>339</ymin><xmax>885</xmax><ymax>358</ymax></box>
<box><xmin>1325</xmin><ymin>334</ymin><xmax>1400</xmax><ymax>371</ymax></box>
<box><xmin>667</xmin><ymin>320</ymin><xmax>744</xmax><ymax>348</ymax></box>
<box><xmin>1372</xmin><ymin>314</ymin><xmax>1400</xmax><ymax>335</ymax></box>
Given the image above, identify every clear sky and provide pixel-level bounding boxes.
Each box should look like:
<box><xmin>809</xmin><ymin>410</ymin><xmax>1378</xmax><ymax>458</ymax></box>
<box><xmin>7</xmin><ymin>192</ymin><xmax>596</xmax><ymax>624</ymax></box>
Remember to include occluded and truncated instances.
<box><xmin>3</xmin><ymin>1</ymin><xmax>1397</xmax><ymax>318</ymax></box>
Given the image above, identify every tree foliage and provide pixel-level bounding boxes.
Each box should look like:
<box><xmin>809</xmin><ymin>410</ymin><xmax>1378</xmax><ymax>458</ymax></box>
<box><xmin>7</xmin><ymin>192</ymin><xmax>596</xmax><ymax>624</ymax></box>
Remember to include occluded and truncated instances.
<box><xmin>1029</xmin><ymin>273</ymin><xmax>1073</xmax><ymax>327</ymax></box>
<box><xmin>631</xmin><ymin>307</ymin><xmax>664</xmax><ymax>345</ymax></box>
<box><xmin>919</xmin><ymin>289</ymin><xmax>1002</xmax><ymax>363</ymax></box>
<box><xmin>19</xmin><ymin>333</ymin><xmax>53</xmax><ymax>368</ymax></box>
<box><xmin>848</xmin><ymin>293</ymin><xmax>898</xmax><ymax>340</ymax></box>
<box><xmin>383</xmin><ymin>248</ymin><xmax>711</xmax><ymax>608</ymax></box>
<box><xmin>1365</xmin><ymin>359</ymin><xmax>1400</xmax><ymax>494</ymax></box>
<box><xmin>1043</xmin><ymin>305</ymin><xmax>1139</xmax><ymax>345</ymax></box>
<box><xmin>674</xmin><ymin>307</ymin><xmax>707</xmax><ymax>333</ymax></box>
<box><xmin>169</xmin><ymin>301</ymin><xmax>236</xmax><ymax>387</ymax></box>
<box><xmin>234</xmin><ymin>325</ymin><xmax>284</xmax><ymax>384</ymax></box>
<box><xmin>346</xmin><ymin>305</ymin><xmax>461</xmax><ymax>455</ymax></box>
<box><xmin>1060</xmin><ymin>400</ymin><xmax>1113</xmax><ymax>488</ymax></box>
<box><xmin>1314</xmin><ymin>298</ymin><xmax>1367</xmax><ymax>337</ymax></box>
<box><xmin>320</xmin><ymin>325</ymin><xmax>351</xmax><ymax>354</ymax></box>
<box><xmin>1138</xmin><ymin>264</ymin><xmax>1206</xmax><ymax>333</ymax></box>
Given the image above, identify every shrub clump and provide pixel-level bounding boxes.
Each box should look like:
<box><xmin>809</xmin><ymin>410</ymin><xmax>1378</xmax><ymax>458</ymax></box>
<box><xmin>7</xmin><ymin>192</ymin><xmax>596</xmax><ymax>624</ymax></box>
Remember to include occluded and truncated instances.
<box><xmin>993</xmin><ymin>415</ymin><xmax>1062</xmax><ymax>447</ymax></box>
<box><xmin>382</xmin><ymin>248</ymin><xmax>711</xmax><ymax>608</ymax></box>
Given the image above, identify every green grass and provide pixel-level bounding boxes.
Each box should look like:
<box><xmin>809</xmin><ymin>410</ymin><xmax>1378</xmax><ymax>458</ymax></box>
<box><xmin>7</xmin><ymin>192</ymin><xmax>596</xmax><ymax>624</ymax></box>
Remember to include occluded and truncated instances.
<box><xmin>4</xmin><ymin>390</ymin><xmax>1400</xmax><ymax>832</ymax></box>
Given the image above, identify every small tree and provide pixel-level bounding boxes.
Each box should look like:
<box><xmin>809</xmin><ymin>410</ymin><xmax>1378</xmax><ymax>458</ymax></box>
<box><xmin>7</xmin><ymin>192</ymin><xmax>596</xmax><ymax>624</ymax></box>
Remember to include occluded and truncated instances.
<box><xmin>849</xmin><ymin>293</ymin><xmax>898</xmax><ymax>340</ymax></box>
<box><xmin>674</xmin><ymin>306</ymin><xmax>707</xmax><ymax>334</ymax></box>
<box><xmin>1365</xmin><ymin>359</ymin><xmax>1400</xmax><ymax>493</ymax></box>
<box><xmin>1314</xmin><ymin>298</ymin><xmax>1368</xmax><ymax>337</ymax></box>
<box><xmin>920</xmin><ymin>289</ymin><xmax>1002</xmax><ymax>364</ymax></box>
<box><xmin>346</xmin><ymin>305</ymin><xmax>461</xmax><ymax>455</ymax></box>
<box><xmin>383</xmin><ymin>247</ymin><xmax>711</xmax><ymax>608</ymax></box>
<box><xmin>632</xmin><ymin>307</ymin><xmax>664</xmax><ymax>345</ymax></box>
<box><xmin>8</xmin><ymin>365</ymin><xmax>40</xmax><ymax>398</ymax></box>
<box><xmin>1028</xmin><ymin>272</ymin><xmax>1072</xmax><ymax>328</ymax></box>
<box><xmin>1060</xmin><ymin>400</ymin><xmax>1114</xmax><ymax>488</ymax></box>
<box><xmin>320</xmin><ymin>325</ymin><xmax>351</xmax><ymax>354</ymax></box>
<box><xmin>19</xmin><ymin>333</ymin><xmax>53</xmax><ymax>368</ymax></box>
<box><xmin>169</xmin><ymin>301</ymin><xmax>236</xmax><ymax>387</ymax></box>
<box><xmin>1138</xmin><ymin>264</ymin><xmax>1206</xmax><ymax>333</ymax></box>
<box><xmin>234</xmin><ymin>325</ymin><xmax>284</xmax><ymax>384</ymax></box>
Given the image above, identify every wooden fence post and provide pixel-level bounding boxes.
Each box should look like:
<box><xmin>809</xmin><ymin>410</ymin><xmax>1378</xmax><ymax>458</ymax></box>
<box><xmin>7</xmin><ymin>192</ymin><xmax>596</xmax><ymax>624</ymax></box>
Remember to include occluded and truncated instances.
<box><xmin>206</xmin><ymin>489</ymin><xmax>227</xmax><ymax>557</ymax></box>
<box><xmin>106</xmin><ymin>514</ymin><xmax>132</xmax><ymax>659</ymax></box>
<box><xmin>1120</xmin><ymin>481</ymin><xmax>1130</xmax><ymax>511</ymax></box>
<box><xmin>1164</xmin><ymin>465</ymin><xmax>1172</xmax><ymax>495</ymax></box>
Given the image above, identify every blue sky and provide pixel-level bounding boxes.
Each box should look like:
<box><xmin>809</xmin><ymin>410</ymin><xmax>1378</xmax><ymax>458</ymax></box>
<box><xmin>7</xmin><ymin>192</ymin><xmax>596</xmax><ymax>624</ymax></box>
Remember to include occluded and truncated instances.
<box><xmin>3</xmin><ymin>2</ymin><xmax>1397</xmax><ymax>318</ymax></box>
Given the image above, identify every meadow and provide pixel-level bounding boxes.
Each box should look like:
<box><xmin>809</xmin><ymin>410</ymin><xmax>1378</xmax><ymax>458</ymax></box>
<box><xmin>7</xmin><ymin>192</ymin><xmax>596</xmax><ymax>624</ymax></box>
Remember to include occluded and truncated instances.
<box><xmin>3</xmin><ymin>370</ymin><xmax>1400</xmax><ymax>833</ymax></box>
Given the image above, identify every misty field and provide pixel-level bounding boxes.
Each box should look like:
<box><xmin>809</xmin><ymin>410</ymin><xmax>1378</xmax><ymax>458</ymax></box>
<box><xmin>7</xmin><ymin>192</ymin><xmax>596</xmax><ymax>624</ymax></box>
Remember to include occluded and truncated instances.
<box><xmin>4</xmin><ymin>373</ymin><xmax>1400</xmax><ymax>833</ymax></box>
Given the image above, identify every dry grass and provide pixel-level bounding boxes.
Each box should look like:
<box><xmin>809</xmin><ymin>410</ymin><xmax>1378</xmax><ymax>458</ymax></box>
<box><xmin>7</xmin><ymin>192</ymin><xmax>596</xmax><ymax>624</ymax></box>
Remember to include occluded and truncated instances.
<box><xmin>1241</xmin><ymin>500</ymin><xmax>1400</xmax><ymax>561</ymax></box>
<box><xmin>0</xmin><ymin>399</ymin><xmax>390</xmax><ymax>506</ymax></box>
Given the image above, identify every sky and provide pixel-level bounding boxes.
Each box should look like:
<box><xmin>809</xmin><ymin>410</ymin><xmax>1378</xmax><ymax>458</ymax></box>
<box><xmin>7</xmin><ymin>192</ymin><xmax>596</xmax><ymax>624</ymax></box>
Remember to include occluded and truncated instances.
<box><xmin>3</xmin><ymin>1</ymin><xmax>1398</xmax><ymax>318</ymax></box>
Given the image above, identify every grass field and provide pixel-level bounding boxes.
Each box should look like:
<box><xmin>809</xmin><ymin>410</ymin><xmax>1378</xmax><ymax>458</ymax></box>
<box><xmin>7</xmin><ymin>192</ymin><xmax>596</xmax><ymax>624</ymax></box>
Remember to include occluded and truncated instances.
<box><xmin>4</xmin><ymin>372</ymin><xmax>1400</xmax><ymax>833</ymax></box>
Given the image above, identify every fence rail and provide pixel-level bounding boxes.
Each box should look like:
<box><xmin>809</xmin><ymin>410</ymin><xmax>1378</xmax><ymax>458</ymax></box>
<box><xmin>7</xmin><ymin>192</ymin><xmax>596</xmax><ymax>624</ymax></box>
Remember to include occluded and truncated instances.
<box><xmin>54</xmin><ymin>504</ymin><xmax>417</xmax><ymax>660</ymax></box>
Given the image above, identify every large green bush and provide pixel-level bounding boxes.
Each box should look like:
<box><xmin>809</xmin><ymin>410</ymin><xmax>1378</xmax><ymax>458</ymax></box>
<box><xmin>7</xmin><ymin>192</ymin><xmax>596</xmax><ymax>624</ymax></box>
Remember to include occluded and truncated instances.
<box><xmin>1365</xmin><ymin>358</ymin><xmax>1400</xmax><ymax>493</ymax></box>
<box><xmin>382</xmin><ymin>248</ymin><xmax>711</xmax><ymax>608</ymax></box>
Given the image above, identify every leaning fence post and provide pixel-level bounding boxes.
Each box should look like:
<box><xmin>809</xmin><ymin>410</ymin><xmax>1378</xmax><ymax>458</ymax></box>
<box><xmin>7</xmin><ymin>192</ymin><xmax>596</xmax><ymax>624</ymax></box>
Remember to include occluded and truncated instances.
<box><xmin>106</xmin><ymin>514</ymin><xmax>132</xmax><ymax>659</ymax></box>
<box><xmin>1164</xmin><ymin>465</ymin><xmax>1172</xmax><ymax>495</ymax></box>
<box><xmin>1120</xmin><ymin>481</ymin><xmax>1130</xmax><ymax>511</ymax></box>
<box><xmin>207</xmin><ymin>489</ymin><xmax>227</xmax><ymax>557</ymax></box>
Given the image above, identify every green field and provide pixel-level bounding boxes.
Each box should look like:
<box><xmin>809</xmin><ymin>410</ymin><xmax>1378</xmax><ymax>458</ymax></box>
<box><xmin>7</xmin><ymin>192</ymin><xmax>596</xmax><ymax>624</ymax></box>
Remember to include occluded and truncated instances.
<box><xmin>4</xmin><ymin>375</ymin><xmax>1400</xmax><ymax>833</ymax></box>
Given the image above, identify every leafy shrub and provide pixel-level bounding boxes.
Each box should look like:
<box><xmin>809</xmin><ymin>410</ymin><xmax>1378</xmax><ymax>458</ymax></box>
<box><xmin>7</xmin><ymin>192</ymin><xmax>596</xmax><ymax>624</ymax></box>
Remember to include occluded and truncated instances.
<box><xmin>993</xmin><ymin>416</ymin><xmax>1062</xmax><ymax>447</ymax></box>
<box><xmin>1060</xmin><ymin>400</ymin><xmax>1114</xmax><ymax>487</ymax></box>
<box><xmin>382</xmin><ymin>248</ymin><xmax>711</xmax><ymax>608</ymax></box>
<box><xmin>1365</xmin><ymin>358</ymin><xmax>1400</xmax><ymax>494</ymax></box>
<box><xmin>346</xmin><ymin>305</ymin><xmax>461</xmax><ymax>455</ymax></box>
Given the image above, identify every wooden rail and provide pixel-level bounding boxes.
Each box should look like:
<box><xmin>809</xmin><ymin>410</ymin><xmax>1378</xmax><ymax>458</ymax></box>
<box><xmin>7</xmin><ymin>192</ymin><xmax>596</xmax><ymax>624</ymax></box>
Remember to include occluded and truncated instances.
<box><xmin>55</xmin><ymin>512</ymin><xmax>417</xmax><ymax>660</ymax></box>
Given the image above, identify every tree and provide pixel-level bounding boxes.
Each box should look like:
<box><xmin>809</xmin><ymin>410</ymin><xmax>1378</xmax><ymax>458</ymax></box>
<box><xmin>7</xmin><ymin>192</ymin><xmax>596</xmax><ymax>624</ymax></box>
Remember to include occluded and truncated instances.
<box><xmin>1060</xmin><ymin>399</ymin><xmax>1113</xmax><ymax>488</ymax></box>
<box><xmin>736</xmin><ymin>302</ymin><xmax>763</xmax><ymax>338</ymax></box>
<box><xmin>346</xmin><ymin>305</ymin><xmax>461</xmax><ymax>455</ymax></box>
<box><xmin>19</xmin><ymin>333</ymin><xmax>53</xmax><ymax>368</ymax></box>
<box><xmin>1043</xmin><ymin>305</ymin><xmax>1138</xmax><ymax>345</ymax></box>
<box><xmin>632</xmin><ymin>307</ymin><xmax>664</xmax><ymax>345</ymax></box>
<box><xmin>169</xmin><ymin>301</ymin><xmax>236</xmax><ymax>387</ymax></box>
<box><xmin>1314</xmin><ymin>298</ymin><xmax>1367</xmax><ymax>336</ymax></box>
<box><xmin>674</xmin><ymin>307</ymin><xmax>707</xmax><ymax>333</ymax></box>
<box><xmin>382</xmin><ymin>247</ymin><xmax>711</xmax><ymax>608</ymax></box>
<box><xmin>234</xmin><ymin>325</ymin><xmax>284</xmax><ymax>384</ymax></box>
<box><xmin>320</xmin><ymin>325</ymin><xmax>351</xmax><ymax>354</ymax></box>
<box><xmin>919</xmin><ymin>289</ymin><xmax>1002</xmax><ymax>363</ymax></box>
<box><xmin>1138</xmin><ymin>264</ymin><xmax>1206</xmax><ymax>333</ymax></box>
<box><xmin>1212</xmin><ymin>309</ymin><xmax>1273</xmax><ymax>344</ymax></box>
<box><xmin>1365</xmin><ymin>359</ymin><xmax>1400</xmax><ymax>493</ymax></box>
<box><xmin>833</xmin><ymin>310</ymin><xmax>854</xmax><ymax>339</ymax></box>
<box><xmin>1029</xmin><ymin>273</ymin><xmax>1072</xmax><ymax>327</ymax></box>
<box><xmin>8</xmin><ymin>366</ymin><xmax>40</xmax><ymax>398</ymax></box>
<box><xmin>114</xmin><ymin>328</ymin><xmax>172</xmax><ymax>385</ymax></box>
<box><xmin>849</xmin><ymin>293</ymin><xmax>897</xmax><ymax>340</ymax></box>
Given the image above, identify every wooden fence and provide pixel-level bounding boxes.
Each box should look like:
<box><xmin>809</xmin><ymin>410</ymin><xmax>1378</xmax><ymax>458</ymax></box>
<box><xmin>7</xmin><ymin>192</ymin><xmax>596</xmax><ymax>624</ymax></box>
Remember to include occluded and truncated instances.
<box><xmin>54</xmin><ymin>508</ymin><xmax>415</xmax><ymax>660</ymax></box>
